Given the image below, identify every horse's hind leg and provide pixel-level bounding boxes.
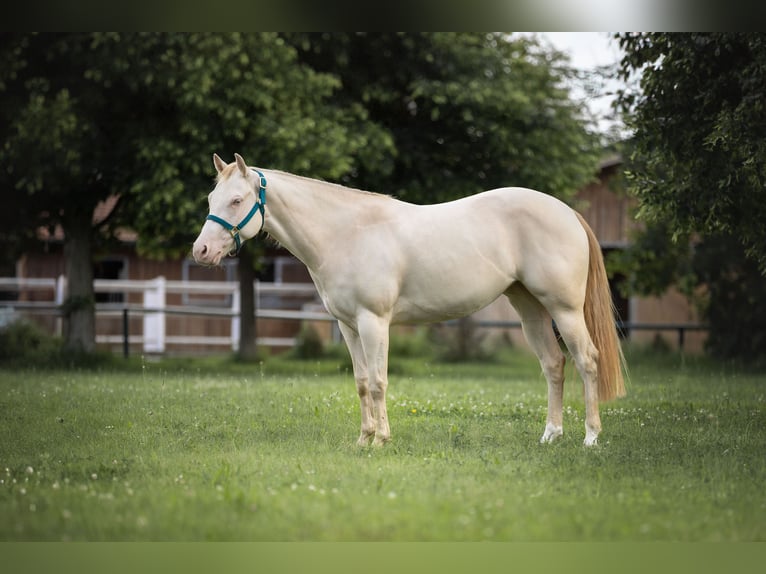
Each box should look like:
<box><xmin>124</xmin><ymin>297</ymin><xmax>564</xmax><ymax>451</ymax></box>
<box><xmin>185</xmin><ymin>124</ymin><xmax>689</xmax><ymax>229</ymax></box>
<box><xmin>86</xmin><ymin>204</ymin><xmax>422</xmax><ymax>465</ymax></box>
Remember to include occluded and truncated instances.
<box><xmin>549</xmin><ymin>309</ymin><xmax>602</xmax><ymax>446</ymax></box>
<box><xmin>506</xmin><ymin>284</ymin><xmax>566</xmax><ymax>443</ymax></box>
<box><xmin>338</xmin><ymin>321</ymin><xmax>376</xmax><ymax>446</ymax></box>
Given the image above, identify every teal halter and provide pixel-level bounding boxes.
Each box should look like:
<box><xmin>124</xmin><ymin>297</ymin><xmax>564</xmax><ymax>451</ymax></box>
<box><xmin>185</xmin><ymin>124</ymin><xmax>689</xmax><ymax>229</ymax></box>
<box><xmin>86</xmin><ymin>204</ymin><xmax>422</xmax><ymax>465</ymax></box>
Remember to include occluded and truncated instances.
<box><xmin>206</xmin><ymin>168</ymin><xmax>267</xmax><ymax>255</ymax></box>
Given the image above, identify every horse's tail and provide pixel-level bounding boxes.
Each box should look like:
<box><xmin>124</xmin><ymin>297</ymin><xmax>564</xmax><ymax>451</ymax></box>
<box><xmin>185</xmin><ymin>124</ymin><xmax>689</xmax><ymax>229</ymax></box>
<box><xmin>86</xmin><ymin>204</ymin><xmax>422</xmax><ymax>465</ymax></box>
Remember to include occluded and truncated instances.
<box><xmin>575</xmin><ymin>212</ymin><xmax>627</xmax><ymax>401</ymax></box>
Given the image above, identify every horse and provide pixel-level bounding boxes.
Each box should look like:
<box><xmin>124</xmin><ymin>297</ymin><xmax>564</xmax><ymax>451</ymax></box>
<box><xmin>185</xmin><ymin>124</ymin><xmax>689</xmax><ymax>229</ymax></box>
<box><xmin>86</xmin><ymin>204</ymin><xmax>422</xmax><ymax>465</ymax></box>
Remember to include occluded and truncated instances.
<box><xmin>192</xmin><ymin>153</ymin><xmax>626</xmax><ymax>447</ymax></box>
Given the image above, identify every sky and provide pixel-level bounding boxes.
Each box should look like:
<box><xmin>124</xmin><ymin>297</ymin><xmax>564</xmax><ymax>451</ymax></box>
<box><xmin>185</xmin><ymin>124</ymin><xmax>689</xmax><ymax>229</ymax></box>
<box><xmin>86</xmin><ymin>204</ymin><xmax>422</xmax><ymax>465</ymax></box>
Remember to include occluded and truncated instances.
<box><xmin>535</xmin><ymin>32</ymin><xmax>626</xmax><ymax>136</ymax></box>
<box><xmin>542</xmin><ymin>32</ymin><xmax>622</xmax><ymax>70</ymax></box>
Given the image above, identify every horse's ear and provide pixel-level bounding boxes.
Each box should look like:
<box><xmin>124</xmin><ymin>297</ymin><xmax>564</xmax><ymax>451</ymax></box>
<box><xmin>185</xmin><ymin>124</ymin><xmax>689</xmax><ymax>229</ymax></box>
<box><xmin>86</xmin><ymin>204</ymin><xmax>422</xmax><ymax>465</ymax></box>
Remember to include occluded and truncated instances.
<box><xmin>234</xmin><ymin>153</ymin><xmax>248</xmax><ymax>177</ymax></box>
<box><xmin>213</xmin><ymin>153</ymin><xmax>227</xmax><ymax>174</ymax></box>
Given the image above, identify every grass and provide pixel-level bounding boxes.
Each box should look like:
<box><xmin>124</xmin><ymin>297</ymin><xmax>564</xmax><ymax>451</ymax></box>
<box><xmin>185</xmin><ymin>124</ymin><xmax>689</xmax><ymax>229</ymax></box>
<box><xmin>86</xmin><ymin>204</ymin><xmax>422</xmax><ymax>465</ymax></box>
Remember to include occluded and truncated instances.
<box><xmin>0</xmin><ymin>346</ymin><xmax>765</xmax><ymax>541</ymax></box>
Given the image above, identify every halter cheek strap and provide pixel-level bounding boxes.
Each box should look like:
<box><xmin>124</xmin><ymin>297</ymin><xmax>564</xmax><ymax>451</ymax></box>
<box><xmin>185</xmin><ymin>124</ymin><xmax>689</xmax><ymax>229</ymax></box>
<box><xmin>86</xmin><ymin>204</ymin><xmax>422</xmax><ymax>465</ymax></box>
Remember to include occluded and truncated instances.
<box><xmin>206</xmin><ymin>168</ymin><xmax>267</xmax><ymax>255</ymax></box>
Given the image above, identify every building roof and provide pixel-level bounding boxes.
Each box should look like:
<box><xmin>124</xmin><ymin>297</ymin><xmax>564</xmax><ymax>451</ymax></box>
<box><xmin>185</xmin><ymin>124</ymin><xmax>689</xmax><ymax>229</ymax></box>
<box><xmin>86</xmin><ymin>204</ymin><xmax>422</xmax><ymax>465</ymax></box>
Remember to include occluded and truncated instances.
<box><xmin>598</xmin><ymin>154</ymin><xmax>622</xmax><ymax>171</ymax></box>
<box><xmin>36</xmin><ymin>195</ymin><xmax>137</xmax><ymax>243</ymax></box>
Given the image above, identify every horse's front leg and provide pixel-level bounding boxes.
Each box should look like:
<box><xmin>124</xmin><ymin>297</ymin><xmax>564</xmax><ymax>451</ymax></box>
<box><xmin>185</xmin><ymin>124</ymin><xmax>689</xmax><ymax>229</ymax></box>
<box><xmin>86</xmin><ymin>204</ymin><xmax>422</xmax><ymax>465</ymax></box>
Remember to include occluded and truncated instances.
<box><xmin>356</xmin><ymin>311</ymin><xmax>392</xmax><ymax>446</ymax></box>
<box><xmin>338</xmin><ymin>321</ymin><xmax>375</xmax><ymax>446</ymax></box>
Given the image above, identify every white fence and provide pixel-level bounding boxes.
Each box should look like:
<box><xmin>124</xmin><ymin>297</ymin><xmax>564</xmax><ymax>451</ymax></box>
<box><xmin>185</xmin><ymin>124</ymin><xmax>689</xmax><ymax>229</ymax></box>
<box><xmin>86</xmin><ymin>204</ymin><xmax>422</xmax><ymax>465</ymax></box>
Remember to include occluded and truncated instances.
<box><xmin>1</xmin><ymin>276</ymin><xmax>708</xmax><ymax>354</ymax></box>
<box><xmin>0</xmin><ymin>276</ymin><xmax>335</xmax><ymax>354</ymax></box>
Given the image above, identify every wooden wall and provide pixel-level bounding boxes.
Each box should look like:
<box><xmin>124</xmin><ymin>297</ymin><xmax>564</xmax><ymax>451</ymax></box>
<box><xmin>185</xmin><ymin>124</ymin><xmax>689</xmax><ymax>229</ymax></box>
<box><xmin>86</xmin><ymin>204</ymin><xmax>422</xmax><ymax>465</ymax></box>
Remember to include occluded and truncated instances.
<box><xmin>12</xmin><ymin>243</ymin><xmax>319</xmax><ymax>355</ymax></box>
<box><xmin>574</xmin><ymin>158</ymin><xmax>637</xmax><ymax>247</ymax></box>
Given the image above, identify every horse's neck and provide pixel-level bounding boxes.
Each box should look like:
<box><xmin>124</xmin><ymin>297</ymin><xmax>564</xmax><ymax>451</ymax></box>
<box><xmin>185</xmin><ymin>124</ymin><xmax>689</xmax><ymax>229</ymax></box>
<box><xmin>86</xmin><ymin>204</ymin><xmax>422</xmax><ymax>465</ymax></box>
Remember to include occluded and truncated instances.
<box><xmin>262</xmin><ymin>171</ymin><xmax>377</xmax><ymax>270</ymax></box>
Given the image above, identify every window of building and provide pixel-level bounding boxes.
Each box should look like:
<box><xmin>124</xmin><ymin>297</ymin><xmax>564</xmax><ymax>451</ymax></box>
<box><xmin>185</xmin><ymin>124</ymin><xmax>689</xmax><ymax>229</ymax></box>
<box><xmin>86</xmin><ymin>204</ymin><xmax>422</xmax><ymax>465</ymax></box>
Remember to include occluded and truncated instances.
<box><xmin>93</xmin><ymin>257</ymin><xmax>128</xmax><ymax>303</ymax></box>
<box><xmin>0</xmin><ymin>260</ymin><xmax>17</xmax><ymax>301</ymax></box>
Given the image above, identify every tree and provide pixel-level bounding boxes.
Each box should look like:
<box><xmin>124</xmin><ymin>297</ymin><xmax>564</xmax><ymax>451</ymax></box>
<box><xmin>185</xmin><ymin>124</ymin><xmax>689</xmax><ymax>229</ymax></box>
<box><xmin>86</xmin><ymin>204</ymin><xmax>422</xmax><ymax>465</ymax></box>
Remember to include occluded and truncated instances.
<box><xmin>0</xmin><ymin>33</ymin><xmax>393</xmax><ymax>356</ymax></box>
<box><xmin>120</xmin><ymin>33</ymin><xmax>393</xmax><ymax>360</ymax></box>
<box><xmin>0</xmin><ymin>33</ymin><xmax>138</xmax><ymax>352</ymax></box>
<box><xmin>285</xmin><ymin>33</ymin><xmax>602</xmax><ymax>203</ymax></box>
<box><xmin>124</xmin><ymin>33</ymin><xmax>393</xmax><ymax>259</ymax></box>
<box><xmin>616</xmin><ymin>33</ymin><xmax>766</xmax><ymax>270</ymax></box>
<box><xmin>615</xmin><ymin>33</ymin><xmax>766</xmax><ymax>362</ymax></box>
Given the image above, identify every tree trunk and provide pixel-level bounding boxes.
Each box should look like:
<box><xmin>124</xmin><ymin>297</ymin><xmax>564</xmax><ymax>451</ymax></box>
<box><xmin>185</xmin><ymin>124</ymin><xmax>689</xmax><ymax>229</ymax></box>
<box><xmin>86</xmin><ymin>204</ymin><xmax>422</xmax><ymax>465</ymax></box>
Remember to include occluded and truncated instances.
<box><xmin>62</xmin><ymin>217</ymin><xmax>96</xmax><ymax>353</ymax></box>
<box><xmin>237</xmin><ymin>243</ymin><xmax>258</xmax><ymax>360</ymax></box>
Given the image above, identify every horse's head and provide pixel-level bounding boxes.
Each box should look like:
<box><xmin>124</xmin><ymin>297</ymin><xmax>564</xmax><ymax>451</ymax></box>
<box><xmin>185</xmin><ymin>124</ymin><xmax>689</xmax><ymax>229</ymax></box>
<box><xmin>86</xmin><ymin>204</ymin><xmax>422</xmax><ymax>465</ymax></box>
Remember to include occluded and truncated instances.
<box><xmin>192</xmin><ymin>153</ymin><xmax>266</xmax><ymax>266</ymax></box>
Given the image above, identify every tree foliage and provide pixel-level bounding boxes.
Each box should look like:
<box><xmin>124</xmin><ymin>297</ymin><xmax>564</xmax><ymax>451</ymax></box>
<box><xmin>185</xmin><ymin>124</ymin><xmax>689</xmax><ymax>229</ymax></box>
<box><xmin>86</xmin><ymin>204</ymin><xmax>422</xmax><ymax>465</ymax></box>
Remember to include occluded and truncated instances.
<box><xmin>0</xmin><ymin>33</ymin><xmax>394</xmax><ymax>257</ymax></box>
<box><xmin>121</xmin><ymin>33</ymin><xmax>394</xmax><ymax>258</ymax></box>
<box><xmin>286</xmin><ymin>33</ymin><xmax>601</xmax><ymax>203</ymax></box>
<box><xmin>615</xmin><ymin>33</ymin><xmax>766</xmax><ymax>363</ymax></box>
<box><xmin>617</xmin><ymin>33</ymin><xmax>766</xmax><ymax>271</ymax></box>
<box><xmin>692</xmin><ymin>234</ymin><xmax>766</xmax><ymax>362</ymax></box>
<box><xmin>1</xmin><ymin>33</ymin><xmax>143</xmax><ymax>350</ymax></box>
<box><xmin>117</xmin><ymin>33</ymin><xmax>394</xmax><ymax>360</ymax></box>
<box><xmin>0</xmin><ymin>33</ymin><xmax>392</xmax><ymax>351</ymax></box>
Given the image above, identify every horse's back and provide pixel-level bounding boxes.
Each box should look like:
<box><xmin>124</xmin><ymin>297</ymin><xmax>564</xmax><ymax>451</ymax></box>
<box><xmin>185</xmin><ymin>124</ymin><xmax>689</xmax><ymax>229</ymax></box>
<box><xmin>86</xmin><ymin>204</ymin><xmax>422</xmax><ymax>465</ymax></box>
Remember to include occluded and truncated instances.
<box><xmin>403</xmin><ymin>187</ymin><xmax>587</xmax><ymax>266</ymax></box>
<box><xmin>404</xmin><ymin>187</ymin><xmax>579</xmax><ymax>230</ymax></box>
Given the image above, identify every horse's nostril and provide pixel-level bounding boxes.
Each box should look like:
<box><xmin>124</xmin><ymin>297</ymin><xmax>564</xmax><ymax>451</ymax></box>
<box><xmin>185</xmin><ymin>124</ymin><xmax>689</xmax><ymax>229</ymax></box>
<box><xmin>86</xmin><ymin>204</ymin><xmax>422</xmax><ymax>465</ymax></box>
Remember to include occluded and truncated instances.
<box><xmin>192</xmin><ymin>242</ymin><xmax>208</xmax><ymax>262</ymax></box>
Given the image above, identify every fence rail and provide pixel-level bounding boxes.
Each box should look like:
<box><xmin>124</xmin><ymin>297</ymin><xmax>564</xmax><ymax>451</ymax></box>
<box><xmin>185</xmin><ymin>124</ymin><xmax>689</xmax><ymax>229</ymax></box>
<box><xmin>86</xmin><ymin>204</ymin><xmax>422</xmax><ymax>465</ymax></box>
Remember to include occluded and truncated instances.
<box><xmin>1</xmin><ymin>276</ymin><xmax>708</xmax><ymax>355</ymax></box>
<box><xmin>443</xmin><ymin>319</ymin><xmax>706</xmax><ymax>351</ymax></box>
<box><xmin>0</xmin><ymin>276</ymin><xmax>332</xmax><ymax>354</ymax></box>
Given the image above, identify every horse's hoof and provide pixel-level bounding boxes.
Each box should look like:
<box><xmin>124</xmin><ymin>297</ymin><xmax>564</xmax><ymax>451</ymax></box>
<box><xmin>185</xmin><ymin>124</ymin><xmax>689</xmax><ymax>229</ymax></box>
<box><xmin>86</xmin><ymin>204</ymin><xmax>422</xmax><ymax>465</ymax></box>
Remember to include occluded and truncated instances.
<box><xmin>584</xmin><ymin>426</ymin><xmax>600</xmax><ymax>446</ymax></box>
<box><xmin>540</xmin><ymin>424</ymin><xmax>563</xmax><ymax>443</ymax></box>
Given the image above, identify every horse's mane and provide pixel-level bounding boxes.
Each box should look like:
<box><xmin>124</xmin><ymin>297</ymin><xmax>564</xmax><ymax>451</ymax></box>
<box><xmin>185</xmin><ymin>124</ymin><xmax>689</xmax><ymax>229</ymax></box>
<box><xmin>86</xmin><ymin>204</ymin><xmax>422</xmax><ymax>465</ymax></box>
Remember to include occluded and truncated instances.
<box><xmin>269</xmin><ymin>170</ymin><xmax>394</xmax><ymax>201</ymax></box>
<box><xmin>217</xmin><ymin>164</ymin><xmax>392</xmax><ymax>201</ymax></box>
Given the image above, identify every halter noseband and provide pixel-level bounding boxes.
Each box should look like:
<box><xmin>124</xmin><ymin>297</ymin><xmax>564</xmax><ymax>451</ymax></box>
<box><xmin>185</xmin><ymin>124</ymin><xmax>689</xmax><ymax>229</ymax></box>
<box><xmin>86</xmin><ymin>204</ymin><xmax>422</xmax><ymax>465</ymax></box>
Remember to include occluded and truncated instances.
<box><xmin>206</xmin><ymin>168</ymin><xmax>267</xmax><ymax>255</ymax></box>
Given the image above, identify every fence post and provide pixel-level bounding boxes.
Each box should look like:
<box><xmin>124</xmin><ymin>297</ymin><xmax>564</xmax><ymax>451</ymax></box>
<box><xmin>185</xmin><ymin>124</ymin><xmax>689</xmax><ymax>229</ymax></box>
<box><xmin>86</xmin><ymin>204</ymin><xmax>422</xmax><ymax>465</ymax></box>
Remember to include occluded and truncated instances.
<box><xmin>122</xmin><ymin>307</ymin><xmax>129</xmax><ymax>359</ymax></box>
<box><xmin>143</xmin><ymin>276</ymin><xmax>166</xmax><ymax>353</ymax></box>
<box><xmin>678</xmin><ymin>327</ymin><xmax>685</xmax><ymax>352</ymax></box>
<box><xmin>231</xmin><ymin>287</ymin><xmax>240</xmax><ymax>352</ymax></box>
<box><xmin>55</xmin><ymin>274</ymin><xmax>66</xmax><ymax>337</ymax></box>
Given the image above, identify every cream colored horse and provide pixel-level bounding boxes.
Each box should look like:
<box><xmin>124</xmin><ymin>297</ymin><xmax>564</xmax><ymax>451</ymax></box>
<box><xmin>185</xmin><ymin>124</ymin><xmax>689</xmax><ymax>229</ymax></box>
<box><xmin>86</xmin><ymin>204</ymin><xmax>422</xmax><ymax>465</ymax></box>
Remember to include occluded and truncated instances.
<box><xmin>193</xmin><ymin>153</ymin><xmax>626</xmax><ymax>446</ymax></box>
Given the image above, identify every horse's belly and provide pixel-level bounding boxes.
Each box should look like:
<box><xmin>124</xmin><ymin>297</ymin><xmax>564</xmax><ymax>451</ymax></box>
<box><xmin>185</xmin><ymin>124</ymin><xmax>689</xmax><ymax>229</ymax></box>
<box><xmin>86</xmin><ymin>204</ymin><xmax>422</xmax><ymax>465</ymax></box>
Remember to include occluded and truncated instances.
<box><xmin>392</xmin><ymin>267</ymin><xmax>511</xmax><ymax>325</ymax></box>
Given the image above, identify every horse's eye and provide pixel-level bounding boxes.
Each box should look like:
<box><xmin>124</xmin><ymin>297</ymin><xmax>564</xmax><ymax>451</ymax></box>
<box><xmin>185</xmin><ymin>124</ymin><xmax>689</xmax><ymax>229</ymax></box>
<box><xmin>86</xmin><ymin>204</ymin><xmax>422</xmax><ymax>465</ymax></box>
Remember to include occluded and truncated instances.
<box><xmin>231</xmin><ymin>198</ymin><xmax>242</xmax><ymax>207</ymax></box>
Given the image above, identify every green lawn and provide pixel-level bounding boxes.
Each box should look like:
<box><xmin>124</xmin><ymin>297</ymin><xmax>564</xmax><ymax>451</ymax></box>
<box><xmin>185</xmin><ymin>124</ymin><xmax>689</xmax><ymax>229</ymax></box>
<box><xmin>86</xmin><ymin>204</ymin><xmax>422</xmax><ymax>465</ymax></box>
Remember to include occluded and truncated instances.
<box><xmin>1</xmin><ymin>349</ymin><xmax>764</xmax><ymax>541</ymax></box>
